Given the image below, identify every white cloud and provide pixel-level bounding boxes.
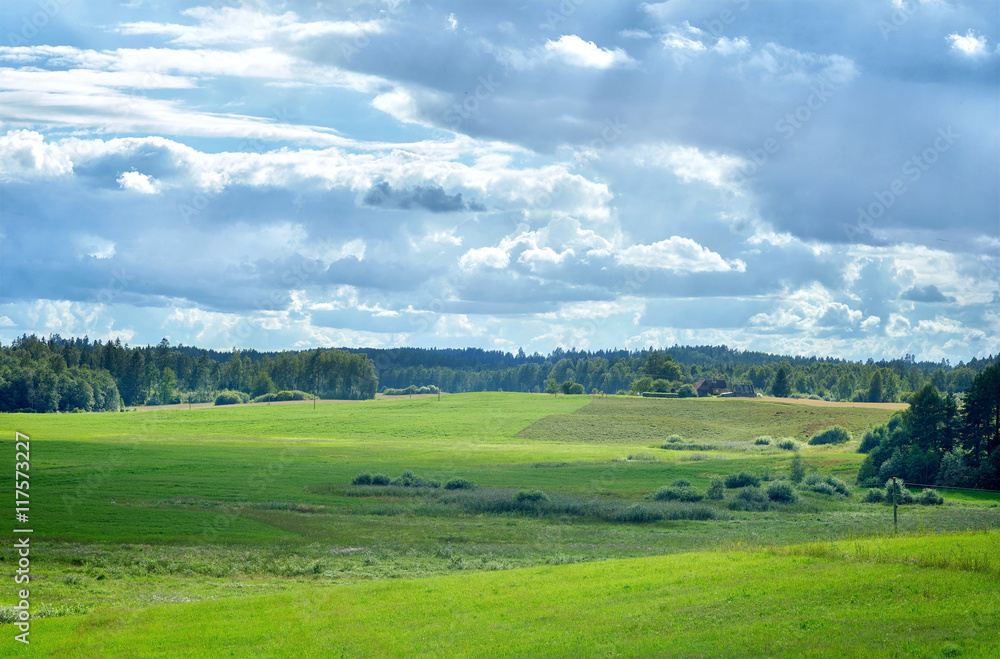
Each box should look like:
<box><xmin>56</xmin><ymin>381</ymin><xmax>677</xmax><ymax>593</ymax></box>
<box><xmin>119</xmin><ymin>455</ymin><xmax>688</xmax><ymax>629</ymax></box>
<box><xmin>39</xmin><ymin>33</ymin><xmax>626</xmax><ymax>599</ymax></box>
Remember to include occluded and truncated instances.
<box><xmin>637</xmin><ymin>144</ymin><xmax>748</xmax><ymax>193</ymax></box>
<box><xmin>0</xmin><ymin>129</ymin><xmax>74</xmax><ymax>179</ymax></box>
<box><xmin>493</xmin><ymin>35</ymin><xmax>636</xmax><ymax>71</ymax></box>
<box><xmin>75</xmin><ymin>234</ymin><xmax>117</xmax><ymax>260</ymax></box>
<box><xmin>661</xmin><ymin>32</ymin><xmax>706</xmax><ymax>52</ymax></box>
<box><xmin>619</xmin><ymin>29</ymin><xmax>652</xmax><ymax>40</ymax></box>
<box><xmin>616</xmin><ymin>237</ymin><xmax>746</xmax><ymax>272</ymax></box>
<box><xmin>446</xmin><ymin>13</ymin><xmax>457</xmax><ymax>32</ymax></box>
<box><xmin>915</xmin><ymin>315</ymin><xmax>964</xmax><ymax>334</ymax></box>
<box><xmin>117</xmin><ymin>171</ymin><xmax>161</xmax><ymax>194</ymax></box>
<box><xmin>118</xmin><ymin>6</ymin><xmax>384</xmax><ymax>47</ymax></box>
<box><xmin>947</xmin><ymin>30</ymin><xmax>989</xmax><ymax>58</ymax></box>
<box><xmin>544</xmin><ymin>35</ymin><xmax>636</xmax><ymax>69</ymax></box>
<box><xmin>459</xmin><ymin>246</ymin><xmax>510</xmax><ymax>269</ymax></box>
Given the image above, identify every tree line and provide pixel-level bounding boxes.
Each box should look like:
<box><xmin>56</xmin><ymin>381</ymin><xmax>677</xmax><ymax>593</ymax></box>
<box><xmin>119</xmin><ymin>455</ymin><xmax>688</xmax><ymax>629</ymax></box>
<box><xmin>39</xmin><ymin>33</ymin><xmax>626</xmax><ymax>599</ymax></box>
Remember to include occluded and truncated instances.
<box><xmin>856</xmin><ymin>365</ymin><xmax>1000</xmax><ymax>489</ymax></box>
<box><xmin>0</xmin><ymin>335</ymin><xmax>376</xmax><ymax>411</ymax></box>
<box><xmin>0</xmin><ymin>334</ymin><xmax>995</xmax><ymax>412</ymax></box>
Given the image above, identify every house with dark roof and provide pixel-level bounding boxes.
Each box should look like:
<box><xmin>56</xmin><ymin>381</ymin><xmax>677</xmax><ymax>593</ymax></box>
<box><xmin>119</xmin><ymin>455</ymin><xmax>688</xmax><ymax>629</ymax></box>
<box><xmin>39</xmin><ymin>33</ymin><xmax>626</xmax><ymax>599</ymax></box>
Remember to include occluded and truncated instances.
<box><xmin>721</xmin><ymin>383</ymin><xmax>757</xmax><ymax>397</ymax></box>
<box><xmin>693</xmin><ymin>379</ymin><xmax>727</xmax><ymax>397</ymax></box>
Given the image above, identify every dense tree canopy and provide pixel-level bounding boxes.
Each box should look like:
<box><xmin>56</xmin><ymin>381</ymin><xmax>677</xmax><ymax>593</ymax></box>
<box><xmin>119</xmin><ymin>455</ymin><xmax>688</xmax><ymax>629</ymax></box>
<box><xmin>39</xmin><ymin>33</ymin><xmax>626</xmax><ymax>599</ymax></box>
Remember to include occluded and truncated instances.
<box><xmin>0</xmin><ymin>335</ymin><xmax>995</xmax><ymax>412</ymax></box>
<box><xmin>857</xmin><ymin>366</ymin><xmax>1000</xmax><ymax>489</ymax></box>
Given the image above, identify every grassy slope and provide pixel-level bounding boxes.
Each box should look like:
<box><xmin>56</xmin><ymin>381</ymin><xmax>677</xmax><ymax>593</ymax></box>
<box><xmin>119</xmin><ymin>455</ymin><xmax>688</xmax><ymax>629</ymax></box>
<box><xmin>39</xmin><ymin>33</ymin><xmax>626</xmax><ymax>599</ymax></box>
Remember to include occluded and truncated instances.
<box><xmin>26</xmin><ymin>532</ymin><xmax>1000</xmax><ymax>658</ymax></box>
<box><xmin>3</xmin><ymin>394</ymin><xmax>1000</xmax><ymax>656</ymax></box>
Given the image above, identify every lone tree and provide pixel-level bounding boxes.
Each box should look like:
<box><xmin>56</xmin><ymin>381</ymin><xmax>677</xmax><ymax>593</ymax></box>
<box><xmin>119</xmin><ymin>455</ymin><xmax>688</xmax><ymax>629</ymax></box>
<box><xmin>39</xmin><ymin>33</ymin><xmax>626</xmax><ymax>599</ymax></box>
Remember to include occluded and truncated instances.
<box><xmin>771</xmin><ymin>364</ymin><xmax>791</xmax><ymax>398</ymax></box>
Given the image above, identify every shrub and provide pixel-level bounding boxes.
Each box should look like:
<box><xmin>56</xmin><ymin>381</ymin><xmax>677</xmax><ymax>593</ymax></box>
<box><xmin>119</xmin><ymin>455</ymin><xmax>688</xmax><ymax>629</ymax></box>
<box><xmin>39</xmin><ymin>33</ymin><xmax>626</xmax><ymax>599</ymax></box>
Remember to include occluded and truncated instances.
<box><xmin>671</xmin><ymin>479</ymin><xmax>691</xmax><ymax>487</ymax></box>
<box><xmin>252</xmin><ymin>390</ymin><xmax>316</xmax><ymax>403</ymax></box>
<box><xmin>767</xmin><ymin>481</ymin><xmax>798</xmax><ymax>503</ymax></box>
<box><xmin>810</xmin><ymin>482</ymin><xmax>837</xmax><ymax>496</ymax></box>
<box><xmin>790</xmin><ymin>454</ymin><xmax>806</xmax><ymax>483</ymax></box>
<box><xmin>754</xmin><ymin>436</ymin><xmax>772</xmax><ymax>446</ymax></box>
<box><xmin>857</xmin><ymin>426</ymin><xmax>883</xmax><ymax>454</ymax></box>
<box><xmin>917</xmin><ymin>489</ymin><xmax>944</xmax><ymax>506</ymax></box>
<box><xmin>884</xmin><ymin>478</ymin><xmax>914</xmax><ymax>504</ymax></box>
<box><xmin>664</xmin><ymin>434</ymin><xmax>684</xmax><ymax>443</ymax></box>
<box><xmin>808</xmin><ymin>425</ymin><xmax>852</xmax><ymax>446</ymax></box>
<box><xmin>707</xmin><ymin>477</ymin><xmax>725</xmax><ymax>500</ymax></box>
<box><xmin>677</xmin><ymin>384</ymin><xmax>698</xmax><ymax>398</ymax></box>
<box><xmin>444</xmin><ymin>477</ymin><xmax>476</xmax><ymax>490</ymax></box>
<box><xmin>728</xmin><ymin>487</ymin><xmax>770</xmax><ymax>511</ymax></box>
<box><xmin>652</xmin><ymin>486</ymin><xmax>704</xmax><ymax>502</ymax></box>
<box><xmin>352</xmin><ymin>472</ymin><xmax>373</xmax><ymax>486</ymax></box>
<box><xmin>862</xmin><ymin>488</ymin><xmax>885</xmax><ymax>503</ymax></box>
<box><xmin>370</xmin><ymin>474</ymin><xmax>391</xmax><ymax>486</ymax></box>
<box><xmin>825</xmin><ymin>476</ymin><xmax>852</xmax><ymax>496</ymax></box>
<box><xmin>514</xmin><ymin>490</ymin><xmax>549</xmax><ymax>503</ymax></box>
<box><xmin>724</xmin><ymin>472</ymin><xmax>761</xmax><ymax>489</ymax></box>
<box><xmin>802</xmin><ymin>473</ymin><xmax>851</xmax><ymax>496</ymax></box>
<box><xmin>776</xmin><ymin>439</ymin><xmax>799</xmax><ymax>451</ymax></box>
<box><xmin>214</xmin><ymin>390</ymin><xmax>249</xmax><ymax>406</ymax></box>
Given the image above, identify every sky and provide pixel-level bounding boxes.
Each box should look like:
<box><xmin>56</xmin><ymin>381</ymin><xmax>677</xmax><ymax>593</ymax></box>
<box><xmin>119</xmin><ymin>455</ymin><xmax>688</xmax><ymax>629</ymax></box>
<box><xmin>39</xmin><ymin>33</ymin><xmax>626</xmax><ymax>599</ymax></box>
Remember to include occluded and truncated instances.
<box><xmin>0</xmin><ymin>0</ymin><xmax>997</xmax><ymax>362</ymax></box>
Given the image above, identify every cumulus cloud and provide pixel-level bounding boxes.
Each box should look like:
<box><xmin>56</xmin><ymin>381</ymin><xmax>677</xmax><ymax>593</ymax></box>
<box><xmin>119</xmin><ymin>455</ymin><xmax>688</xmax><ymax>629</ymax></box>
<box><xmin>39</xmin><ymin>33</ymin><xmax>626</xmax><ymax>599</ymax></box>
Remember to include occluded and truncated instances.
<box><xmin>0</xmin><ymin>129</ymin><xmax>74</xmax><ymax>179</ymax></box>
<box><xmin>117</xmin><ymin>171</ymin><xmax>161</xmax><ymax>194</ymax></box>
<box><xmin>616</xmin><ymin>237</ymin><xmax>746</xmax><ymax>273</ymax></box>
<box><xmin>947</xmin><ymin>30</ymin><xmax>989</xmax><ymax>58</ymax></box>
<box><xmin>543</xmin><ymin>35</ymin><xmax>636</xmax><ymax>69</ymax></box>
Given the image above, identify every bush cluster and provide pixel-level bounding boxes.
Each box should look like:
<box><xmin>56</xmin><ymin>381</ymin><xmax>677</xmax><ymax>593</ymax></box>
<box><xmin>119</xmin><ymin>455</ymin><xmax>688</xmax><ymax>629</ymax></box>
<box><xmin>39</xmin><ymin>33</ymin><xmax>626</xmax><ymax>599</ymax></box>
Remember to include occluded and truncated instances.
<box><xmin>724</xmin><ymin>472</ymin><xmax>761</xmax><ymax>489</ymax></box>
<box><xmin>802</xmin><ymin>473</ymin><xmax>852</xmax><ymax>496</ymax></box>
<box><xmin>251</xmin><ymin>390</ymin><xmax>315</xmax><ymax>403</ymax></box>
<box><xmin>444</xmin><ymin>477</ymin><xmax>477</xmax><ymax>490</ymax></box>
<box><xmin>214</xmin><ymin>390</ymin><xmax>250</xmax><ymax>406</ymax></box>
<box><xmin>766</xmin><ymin>481</ymin><xmax>798</xmax><ymax>503</ymax></box>
<box><xmin>728</xmin><ymin>487</ymin><xmax>770</xmax><ymax>511</ymax></box>
<box><xmin>754</xmin><ymin>436</ymin><xmax>772</xmax><ymax>446</ymax></box>
<box><xmin>706</xmin><ymin>477</ymin><xmax>726</xmax><ymax>500</ymax></box>
<box><xmin>352</xmin><ymin>471</ymin><xmax>441</xmax><ymax>488</ymax></box>
<box><xmin>514</xmin><ymin>489</ymin><xmax>549</xmax><ymax>503</ymax></box>
<box><xmin>776</xmin><ymin>439</ymin><xmax>799</xmax><ymax>451</ymax></box>
<box><xmin>808</xmin><ymin>425</ymin><xmax>852</xmax><ymax>445</ymax></box>
<box><xmin>862</xmin><ymin>488</ymin><xmax>885</xmax><ymax>503</ymax></box>
<box><xmin>382</xmin><ymin>385</ymin><xmax>441</xmax><ymax>396</ymax></box>
<box><xmin>652</xmin><ymin>485</ymin><xmax>704</xmax><ymax>502</ymax></box>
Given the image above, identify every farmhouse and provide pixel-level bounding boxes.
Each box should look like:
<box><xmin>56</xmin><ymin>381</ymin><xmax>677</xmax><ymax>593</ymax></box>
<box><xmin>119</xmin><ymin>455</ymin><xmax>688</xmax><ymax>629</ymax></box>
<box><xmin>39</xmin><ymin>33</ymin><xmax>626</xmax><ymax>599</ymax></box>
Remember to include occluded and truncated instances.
<box><xmin>729</xmin><ymin>383</ymin><xmax>757</xmax><ymax>397</ymax></box>
<box><xmin>693</xmin><ymin>379</ymin><xmax>727</xmax><ymax>397</ymax></box>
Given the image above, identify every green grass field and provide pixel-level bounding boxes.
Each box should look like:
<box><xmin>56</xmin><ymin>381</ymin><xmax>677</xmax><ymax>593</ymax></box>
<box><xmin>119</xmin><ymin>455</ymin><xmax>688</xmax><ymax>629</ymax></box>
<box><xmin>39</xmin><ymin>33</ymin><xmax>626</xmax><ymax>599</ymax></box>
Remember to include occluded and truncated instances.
<box><xmin>2</xmin><ymin>393</ymin><xmax>999</xmax><ymax>656</ymax></box>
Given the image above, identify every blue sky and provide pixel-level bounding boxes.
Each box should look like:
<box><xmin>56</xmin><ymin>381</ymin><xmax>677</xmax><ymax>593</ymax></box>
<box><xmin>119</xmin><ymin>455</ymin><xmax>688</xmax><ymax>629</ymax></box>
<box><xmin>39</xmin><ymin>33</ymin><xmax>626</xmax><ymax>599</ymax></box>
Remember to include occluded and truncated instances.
<box><xmin>1</xmin><ymin>0</ymin><xmax>997</xmax><ymax>362</ymax></box>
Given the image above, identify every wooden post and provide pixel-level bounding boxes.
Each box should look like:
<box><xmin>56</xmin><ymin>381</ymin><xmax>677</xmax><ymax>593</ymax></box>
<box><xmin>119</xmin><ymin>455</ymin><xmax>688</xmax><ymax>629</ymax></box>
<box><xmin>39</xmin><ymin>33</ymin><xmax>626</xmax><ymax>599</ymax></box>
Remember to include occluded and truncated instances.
<box><xmin>892</xmin><ymin>477</ymin><xmax>898</xmax><ymax>532</ymax></box>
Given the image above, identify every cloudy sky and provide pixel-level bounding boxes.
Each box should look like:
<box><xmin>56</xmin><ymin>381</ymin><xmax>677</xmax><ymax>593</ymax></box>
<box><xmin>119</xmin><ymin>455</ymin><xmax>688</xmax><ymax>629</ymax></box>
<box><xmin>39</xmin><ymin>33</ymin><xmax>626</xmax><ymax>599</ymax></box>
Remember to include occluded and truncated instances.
<box><xmin>1</xmin><ymin>0</ymin><xmax>997</xmax><ymax>361</ymax></box>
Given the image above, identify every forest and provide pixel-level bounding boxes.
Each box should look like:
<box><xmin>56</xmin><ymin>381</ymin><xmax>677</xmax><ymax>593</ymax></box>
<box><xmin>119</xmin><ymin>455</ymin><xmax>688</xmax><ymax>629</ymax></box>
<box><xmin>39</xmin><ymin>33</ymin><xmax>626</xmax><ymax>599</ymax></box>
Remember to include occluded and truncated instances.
<box><xmin>0</xmin><ymin>333</ymin><xmax>996</xmax><ymax>413</ymax></box>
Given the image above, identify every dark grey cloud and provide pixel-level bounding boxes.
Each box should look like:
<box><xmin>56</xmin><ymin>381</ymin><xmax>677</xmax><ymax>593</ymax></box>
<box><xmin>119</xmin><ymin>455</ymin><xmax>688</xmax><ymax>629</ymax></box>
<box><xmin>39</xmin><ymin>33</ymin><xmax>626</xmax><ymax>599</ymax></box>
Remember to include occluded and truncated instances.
<box><xmin>362</xmin><ymin>181</ymin><xmax>484</xmax><ymax>213</ymax></box>
<box><xmin>901</xmin><ymin>284</ymin><xmax>957</xmax><ymax>303</ymax></box>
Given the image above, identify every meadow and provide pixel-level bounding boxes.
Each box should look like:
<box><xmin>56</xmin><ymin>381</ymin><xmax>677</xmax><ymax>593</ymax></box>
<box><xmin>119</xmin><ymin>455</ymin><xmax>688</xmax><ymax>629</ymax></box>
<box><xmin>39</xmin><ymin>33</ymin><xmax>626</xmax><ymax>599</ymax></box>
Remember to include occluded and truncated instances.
<box><xmin>2</xmin><ymin>393</ymin><xmax>999</xmax><ymax>656</ymax></box>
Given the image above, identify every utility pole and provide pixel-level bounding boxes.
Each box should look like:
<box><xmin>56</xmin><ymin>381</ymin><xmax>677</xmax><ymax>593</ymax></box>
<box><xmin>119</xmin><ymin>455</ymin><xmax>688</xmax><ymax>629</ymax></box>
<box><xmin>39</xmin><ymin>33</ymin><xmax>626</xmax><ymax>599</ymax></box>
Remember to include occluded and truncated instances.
<box><xmin>892</xmin><ymin>476</ymin><xmax>898</xmax><ymax>532</ymax></box>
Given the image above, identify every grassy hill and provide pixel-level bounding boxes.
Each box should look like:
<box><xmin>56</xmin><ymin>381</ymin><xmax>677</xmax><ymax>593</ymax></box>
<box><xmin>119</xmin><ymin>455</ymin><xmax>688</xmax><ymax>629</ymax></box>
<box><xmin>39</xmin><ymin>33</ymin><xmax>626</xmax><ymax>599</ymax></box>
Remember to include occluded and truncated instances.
<box><xmin>2</xmin><ymin>393</ymin><xmax>999</xmax><ymax>656</ymax></box>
